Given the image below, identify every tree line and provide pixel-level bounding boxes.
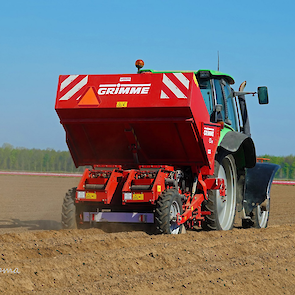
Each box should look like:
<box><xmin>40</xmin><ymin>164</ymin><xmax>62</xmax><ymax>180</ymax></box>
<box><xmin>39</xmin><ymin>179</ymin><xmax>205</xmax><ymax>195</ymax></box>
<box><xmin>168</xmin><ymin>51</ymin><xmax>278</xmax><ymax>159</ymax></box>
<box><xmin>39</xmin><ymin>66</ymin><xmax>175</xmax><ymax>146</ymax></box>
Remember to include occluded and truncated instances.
<box><xmin>0</xmin><ymin>144</ymin><xmax>293</xmax><ymax>179</ymax></box>
<box><xmin>259</xmin><ymin>154</ymin><xmax>295</xmax><ymax>180</ymax></box>
<box><xmin>0</xmin><ymin>143</ymin><xmax>84</xmax><ymax>173</ymax></box>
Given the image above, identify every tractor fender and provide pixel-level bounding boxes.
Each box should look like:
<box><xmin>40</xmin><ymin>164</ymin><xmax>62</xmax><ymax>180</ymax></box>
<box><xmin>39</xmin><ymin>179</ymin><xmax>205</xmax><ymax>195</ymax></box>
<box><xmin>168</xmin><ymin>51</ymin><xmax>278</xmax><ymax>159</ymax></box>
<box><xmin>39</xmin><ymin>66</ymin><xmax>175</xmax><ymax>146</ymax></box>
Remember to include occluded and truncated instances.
<box><xmin>244</xmin><ymin>163</ymin><xmax>280</xmax><ymax>214</ymax></box>
<box><xmin>217</xmin><ymin>131</ymin><xmax>256</xmax><ymax>168</ymax></box>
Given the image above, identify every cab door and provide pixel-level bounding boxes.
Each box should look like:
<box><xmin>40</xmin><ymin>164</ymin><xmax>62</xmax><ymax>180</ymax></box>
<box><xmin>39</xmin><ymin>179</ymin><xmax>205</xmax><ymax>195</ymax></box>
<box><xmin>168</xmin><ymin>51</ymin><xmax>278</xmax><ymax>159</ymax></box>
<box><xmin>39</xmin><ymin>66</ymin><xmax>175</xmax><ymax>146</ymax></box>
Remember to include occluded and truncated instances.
<box><xmin>213</xmin><ymin>79</ymin><xmax>238</xmax><ymax>131</ymax></box>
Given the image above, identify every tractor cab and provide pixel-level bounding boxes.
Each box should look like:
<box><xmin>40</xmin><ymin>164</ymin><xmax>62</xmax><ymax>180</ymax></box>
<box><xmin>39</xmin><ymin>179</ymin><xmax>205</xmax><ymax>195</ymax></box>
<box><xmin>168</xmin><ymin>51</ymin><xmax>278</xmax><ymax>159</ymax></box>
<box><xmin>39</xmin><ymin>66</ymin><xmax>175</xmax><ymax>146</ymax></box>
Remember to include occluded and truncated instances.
<box><xmin>195</xmin><ymin>70</ymin><xmax>238</xmax><ymax>131</ymax></box>
<box><xmin>195</xmin><ymin>69</ymin><xmax>269</xmax><ymax>137</ymax></box>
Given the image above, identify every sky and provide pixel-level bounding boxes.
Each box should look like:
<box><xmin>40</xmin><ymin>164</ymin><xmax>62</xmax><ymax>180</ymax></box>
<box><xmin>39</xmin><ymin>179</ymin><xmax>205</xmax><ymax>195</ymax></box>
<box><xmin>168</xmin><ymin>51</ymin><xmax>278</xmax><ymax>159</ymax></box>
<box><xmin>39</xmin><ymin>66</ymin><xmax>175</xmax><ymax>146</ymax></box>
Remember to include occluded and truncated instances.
<box><xmin>0</xmin><ymin>0</ymin><xmax>294</xmax><ymax>156</ymax></box>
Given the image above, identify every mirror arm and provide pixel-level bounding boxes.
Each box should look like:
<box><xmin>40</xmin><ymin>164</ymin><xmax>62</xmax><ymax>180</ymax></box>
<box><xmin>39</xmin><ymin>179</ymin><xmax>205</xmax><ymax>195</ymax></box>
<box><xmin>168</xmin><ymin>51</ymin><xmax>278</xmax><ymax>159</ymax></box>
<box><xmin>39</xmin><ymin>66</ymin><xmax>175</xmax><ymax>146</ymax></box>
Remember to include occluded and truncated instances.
<box><xmin>234</xmin><ymin>91</ymin><xmax>257</xmax><ymax>96</ymax></box>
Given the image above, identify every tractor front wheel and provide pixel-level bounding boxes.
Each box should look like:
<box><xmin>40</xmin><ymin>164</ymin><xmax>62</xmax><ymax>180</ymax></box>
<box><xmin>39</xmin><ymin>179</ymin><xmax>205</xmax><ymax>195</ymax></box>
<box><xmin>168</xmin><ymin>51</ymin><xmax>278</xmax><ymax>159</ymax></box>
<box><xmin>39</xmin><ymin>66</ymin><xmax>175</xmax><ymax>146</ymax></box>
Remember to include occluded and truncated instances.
<box><xmin>202</xmin><ymin>155</ymin><xmax>237</xmax><ymax>231</ymax></box>
<box><xmin>155</xmin><ymin>189</ymin><xmax>183</xmax><ymax>234</ymax></box>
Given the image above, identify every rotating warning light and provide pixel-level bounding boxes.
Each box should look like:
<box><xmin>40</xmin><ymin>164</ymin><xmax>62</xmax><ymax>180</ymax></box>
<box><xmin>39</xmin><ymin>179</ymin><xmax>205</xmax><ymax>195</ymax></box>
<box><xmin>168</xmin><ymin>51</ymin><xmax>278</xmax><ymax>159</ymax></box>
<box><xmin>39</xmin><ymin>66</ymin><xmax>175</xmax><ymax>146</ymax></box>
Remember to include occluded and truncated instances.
<box><xmin>135</xmin><ymin>59</ymin><xmax>144</xmax><ymax>72</ymax></box>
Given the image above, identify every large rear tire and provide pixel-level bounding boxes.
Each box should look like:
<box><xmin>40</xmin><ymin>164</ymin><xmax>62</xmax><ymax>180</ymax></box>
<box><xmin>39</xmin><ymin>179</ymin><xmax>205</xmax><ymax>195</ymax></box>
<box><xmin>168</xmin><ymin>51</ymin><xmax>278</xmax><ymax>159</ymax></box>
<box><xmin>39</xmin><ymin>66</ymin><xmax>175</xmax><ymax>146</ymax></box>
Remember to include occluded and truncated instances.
<box><xmin>202</xmin><ymin>155</ymin><xmax>237</xmax><ymax>231</ymax></box>
<box><xmin>155</xmin><ymin>189</ymin><xmax>183</xmax><ymax>234</ymax></box>
<box><xmin>61</xmin><ymin>188</ymin><xmax>77</xmax><ymax>229</ymax></box>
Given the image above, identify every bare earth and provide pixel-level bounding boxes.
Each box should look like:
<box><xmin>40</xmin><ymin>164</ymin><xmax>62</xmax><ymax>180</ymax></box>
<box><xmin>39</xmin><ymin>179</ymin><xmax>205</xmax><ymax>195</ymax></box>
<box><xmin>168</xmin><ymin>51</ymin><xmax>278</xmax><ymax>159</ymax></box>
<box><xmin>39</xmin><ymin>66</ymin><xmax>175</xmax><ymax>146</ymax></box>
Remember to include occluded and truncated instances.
<box><xmin>0</xmin><ymin>175</ymin><xmax>295</xmax><ymax>294</ymax></box>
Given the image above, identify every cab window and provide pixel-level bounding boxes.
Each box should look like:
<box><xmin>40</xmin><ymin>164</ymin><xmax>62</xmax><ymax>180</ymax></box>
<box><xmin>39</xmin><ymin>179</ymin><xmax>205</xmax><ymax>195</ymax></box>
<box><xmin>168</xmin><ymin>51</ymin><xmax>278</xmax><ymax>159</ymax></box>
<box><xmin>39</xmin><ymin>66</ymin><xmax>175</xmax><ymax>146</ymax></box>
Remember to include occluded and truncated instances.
<box><xmin>213</xmin><ymin>79</ymin><xmax>226</xmax><ymax>120</ymax></box>
<box><xmin>213</xmin><ymin>79</ymin><xmax>238</xmax><ymax>131</ymax></box>
<box><xmin>198</xmin><ymin>79</ymin><xmax>214</xmax><ymax>116</ymax></box>
<box><xmin>223</xmin><ymin>83</ymin><xmax>238</xmax><ymax>131</ymax></box>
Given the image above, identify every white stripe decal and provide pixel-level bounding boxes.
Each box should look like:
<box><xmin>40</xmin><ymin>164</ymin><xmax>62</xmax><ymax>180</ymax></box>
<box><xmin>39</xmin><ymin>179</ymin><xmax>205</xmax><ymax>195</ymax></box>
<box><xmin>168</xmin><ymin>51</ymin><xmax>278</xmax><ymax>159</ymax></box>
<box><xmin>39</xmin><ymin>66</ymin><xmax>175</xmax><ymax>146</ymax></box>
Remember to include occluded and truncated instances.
<box><xmin>163</xmin><ymin>74</ymin><xmax>187</xmax><ymax>99</ymax></box>
<box><xmin>99</xmin><ymin>83</ymin><xmax>151</xmax><ymax>87</ymax></box>
<box><xmin>160</xmin><ymin>90</ymin><xmax>169</xmax><ymax>99</ymax></box>
<box><xmin>173</xmin><ymin>73</ymin><xmax>190</xmax><ymax>89</ymax></box>
<box><xmin>59</xmin><ymin>76</ymin><xmax>88</xmax><ymax>101</ymax></box>
<box><xmin>60</xmin><ymin>75</ymin><xmax>79</xmax><ymax>91</ymax></box>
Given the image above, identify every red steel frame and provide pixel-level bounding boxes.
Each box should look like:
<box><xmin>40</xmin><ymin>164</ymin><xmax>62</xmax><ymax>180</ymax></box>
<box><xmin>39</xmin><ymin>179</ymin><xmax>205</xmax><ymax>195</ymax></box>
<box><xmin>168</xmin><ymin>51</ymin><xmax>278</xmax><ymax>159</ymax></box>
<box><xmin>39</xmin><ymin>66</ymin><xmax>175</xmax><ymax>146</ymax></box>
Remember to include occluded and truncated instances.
<box><xmin>75</xmin><ymin>164</ymin><xmax>225</xmax><ymax>229</ymax></box>
<box><xmin>76</xmin><ymin>165</ymin><xmax>124</xmax><ymax>204</ymax></box>
<box><xmin>122</xmin><ymin>165</ymin><xmax>174</xmax><ymax>204</ymax></box>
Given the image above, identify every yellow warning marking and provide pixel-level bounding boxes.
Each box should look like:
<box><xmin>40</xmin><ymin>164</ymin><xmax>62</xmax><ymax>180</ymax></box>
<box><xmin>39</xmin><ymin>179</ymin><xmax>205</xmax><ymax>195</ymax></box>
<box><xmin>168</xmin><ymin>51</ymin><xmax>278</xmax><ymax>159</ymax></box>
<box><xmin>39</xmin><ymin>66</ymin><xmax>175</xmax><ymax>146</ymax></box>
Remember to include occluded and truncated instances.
<box><xmin>78</xmin><ymin>87</ymin><xmax>99</xmax><ymax>106</ymax></box>
<box><xmin>86</xmin><ymin>192</ymin><xmax>96</xmax><ymax>199</ymax></box>
<box><xmin>116</xmin><ymin>101</ymin><xmax>128</xmax><ymax>108</ymax></box>
<box><xmin>193</xmin><ymin>75</ymin><xmax>199</xmax><ymax>87</ymax></box>
<box><xmin>157</xmin><ymin>185</ymin><xmax>162</xmax><ymax>192</ymax></box>
<box><xmin>133</xmin><ymin>193</ymin><xmax>144</xmax><ymax>200</ymax></box>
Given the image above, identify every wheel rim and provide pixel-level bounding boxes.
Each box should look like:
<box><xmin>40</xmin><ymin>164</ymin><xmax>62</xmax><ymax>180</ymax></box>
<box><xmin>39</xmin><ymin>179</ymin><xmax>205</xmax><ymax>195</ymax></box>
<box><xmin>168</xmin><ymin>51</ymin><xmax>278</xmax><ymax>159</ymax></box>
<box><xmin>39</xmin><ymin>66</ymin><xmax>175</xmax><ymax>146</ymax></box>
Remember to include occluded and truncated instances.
<box><xmin>170</xmin><ymin>200</ymin><xmax>181</xmax><ymax>234</ymax></box>
<box><xmin>256</xmin><ymin>199</ymin><xmax>269</xmax><ymax>228</ymax></box>
<box><xmin>216</xmin><ymin>157</ymin><xmax>236</xmax><ymax>230</ymax></box>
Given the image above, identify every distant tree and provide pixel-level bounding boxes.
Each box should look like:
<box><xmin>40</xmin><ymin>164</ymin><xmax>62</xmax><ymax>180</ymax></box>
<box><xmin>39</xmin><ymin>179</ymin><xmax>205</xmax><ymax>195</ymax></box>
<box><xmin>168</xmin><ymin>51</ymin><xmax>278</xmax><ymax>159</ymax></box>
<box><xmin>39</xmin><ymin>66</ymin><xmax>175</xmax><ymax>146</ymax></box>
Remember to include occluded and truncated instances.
<box><xmin>290</xmin><ymin>161</ymin><xmax>295</xmax><ymax>179</ymax></box>
<box><xmin>259</xmin><ymin>154</ymin><xmax>295</xmax><ymax>180</ymax></box>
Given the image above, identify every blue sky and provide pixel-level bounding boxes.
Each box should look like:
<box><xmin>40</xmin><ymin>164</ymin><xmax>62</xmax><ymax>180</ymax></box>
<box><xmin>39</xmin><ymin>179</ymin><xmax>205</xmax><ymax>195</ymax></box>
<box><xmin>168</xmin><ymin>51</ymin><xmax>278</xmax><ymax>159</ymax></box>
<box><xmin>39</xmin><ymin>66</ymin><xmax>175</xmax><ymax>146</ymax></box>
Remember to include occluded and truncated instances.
<box><xmin>0</xmin><ymin>0</ymin><xmax>294</xmax><ymax>155</ymax></box>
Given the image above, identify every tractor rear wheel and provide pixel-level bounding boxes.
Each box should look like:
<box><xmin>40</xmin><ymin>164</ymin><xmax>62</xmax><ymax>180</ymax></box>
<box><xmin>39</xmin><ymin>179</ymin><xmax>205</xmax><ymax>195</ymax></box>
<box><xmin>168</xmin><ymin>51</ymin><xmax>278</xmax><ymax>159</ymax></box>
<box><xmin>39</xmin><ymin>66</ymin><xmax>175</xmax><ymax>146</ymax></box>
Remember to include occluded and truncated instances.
<box><xmin>155</xmin><ymin>189</ymin><xmax>183</xmax><ymax>234</ymax></box>
<box><xmin>202</xmin><ymin>155</ymin><xmax>237</xmax><ymax>231</ymax></box>
<box><xmin>61</xmin><ymin>187</ymin><xmax>78</xmax><ymax>229</ymax></box>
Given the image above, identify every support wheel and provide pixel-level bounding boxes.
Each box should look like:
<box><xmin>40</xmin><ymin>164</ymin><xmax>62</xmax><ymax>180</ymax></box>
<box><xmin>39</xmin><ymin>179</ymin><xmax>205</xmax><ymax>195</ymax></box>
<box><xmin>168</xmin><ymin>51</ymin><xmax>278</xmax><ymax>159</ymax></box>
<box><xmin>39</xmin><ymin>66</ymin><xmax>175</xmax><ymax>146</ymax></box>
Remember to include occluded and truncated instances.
<box><xmin>242</xmin><ymin>196</ymin><xmax>270</xmax><ymax>229</ymax></box>
<box><xmin>202</xmin><ymin>155</ymin><xmax>237</xmax><ymax>231</ymax></box>
<box><xmin>155</xmin><ymin>189</ymin><xmax>183</xmax><ymax>234</ymax></box>
<box><xmin>61</xmin><ymin>187</ymin><xmax>78</xmax><ymax>229</ymax></box>
<box><xmin>248</xmin><ymin>199</ymin><xmax>270</xmax><ymax>229</ymax></box>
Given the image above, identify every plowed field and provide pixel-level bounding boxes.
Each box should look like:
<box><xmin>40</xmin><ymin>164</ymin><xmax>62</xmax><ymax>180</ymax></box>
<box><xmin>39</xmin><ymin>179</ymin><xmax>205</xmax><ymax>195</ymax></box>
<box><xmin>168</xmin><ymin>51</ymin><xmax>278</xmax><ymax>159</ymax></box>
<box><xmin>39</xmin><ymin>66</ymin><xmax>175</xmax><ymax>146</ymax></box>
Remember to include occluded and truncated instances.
<box><xmin>0</xmin><ymin>175</ymin><xmax>294</xmax><ymax>294</ymax></box>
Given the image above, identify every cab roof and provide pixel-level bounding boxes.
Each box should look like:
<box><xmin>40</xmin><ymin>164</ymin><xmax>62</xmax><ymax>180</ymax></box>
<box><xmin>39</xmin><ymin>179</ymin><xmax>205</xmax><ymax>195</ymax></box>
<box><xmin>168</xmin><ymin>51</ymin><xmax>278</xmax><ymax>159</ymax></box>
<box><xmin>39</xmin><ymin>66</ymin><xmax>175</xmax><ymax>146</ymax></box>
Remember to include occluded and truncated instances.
<box><xmin>139</xmin><ymin>69</ymin><xmax>235</xmax><ymax>85</ymax></box>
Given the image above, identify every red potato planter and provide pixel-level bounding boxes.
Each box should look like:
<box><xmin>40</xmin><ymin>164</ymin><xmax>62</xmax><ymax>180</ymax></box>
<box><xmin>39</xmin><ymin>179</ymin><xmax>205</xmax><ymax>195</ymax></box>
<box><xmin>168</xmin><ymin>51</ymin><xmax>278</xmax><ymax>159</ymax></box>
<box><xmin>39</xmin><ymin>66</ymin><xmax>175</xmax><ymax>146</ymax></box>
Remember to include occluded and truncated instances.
<box><xmin>55</xmin><ymin>61</ymin><xmax>279</xmax><ymax>234</ymax></box>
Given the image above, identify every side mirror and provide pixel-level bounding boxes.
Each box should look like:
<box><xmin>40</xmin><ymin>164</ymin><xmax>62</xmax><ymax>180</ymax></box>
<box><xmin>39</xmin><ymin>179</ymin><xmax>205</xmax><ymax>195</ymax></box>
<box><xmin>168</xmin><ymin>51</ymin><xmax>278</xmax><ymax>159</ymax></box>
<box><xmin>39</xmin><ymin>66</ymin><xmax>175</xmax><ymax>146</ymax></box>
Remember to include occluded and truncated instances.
<box><xmin>258</xmin><ymin>87</ymin><xmax>269</xmax><ymax>104</ymax></box>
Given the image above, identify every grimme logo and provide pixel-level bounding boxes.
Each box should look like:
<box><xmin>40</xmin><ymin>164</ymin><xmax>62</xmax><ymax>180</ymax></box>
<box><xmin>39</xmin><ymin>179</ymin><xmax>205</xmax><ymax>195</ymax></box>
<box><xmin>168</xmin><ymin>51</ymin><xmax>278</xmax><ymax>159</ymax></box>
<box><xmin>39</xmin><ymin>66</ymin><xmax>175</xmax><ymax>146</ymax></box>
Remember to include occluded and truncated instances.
<box><xmin>97</xmin><ymin>83</ymin><xmax>151</xmax><ymax>95</ymax></box>
<box><xmin>203</xmin><ymin>127</ymin><xmax>214</xmax><ymax>137</ymax></box>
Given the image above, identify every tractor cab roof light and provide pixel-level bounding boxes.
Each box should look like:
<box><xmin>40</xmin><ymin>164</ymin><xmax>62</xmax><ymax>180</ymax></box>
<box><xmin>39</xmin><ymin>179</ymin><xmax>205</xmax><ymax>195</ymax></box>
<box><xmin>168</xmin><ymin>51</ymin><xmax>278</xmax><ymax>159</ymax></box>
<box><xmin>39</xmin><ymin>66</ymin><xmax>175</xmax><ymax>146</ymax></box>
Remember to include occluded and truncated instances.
<box><xmin>135</xmin><ymin>59</ymin><xmax>144</xmax><ymax>73</ymax></box>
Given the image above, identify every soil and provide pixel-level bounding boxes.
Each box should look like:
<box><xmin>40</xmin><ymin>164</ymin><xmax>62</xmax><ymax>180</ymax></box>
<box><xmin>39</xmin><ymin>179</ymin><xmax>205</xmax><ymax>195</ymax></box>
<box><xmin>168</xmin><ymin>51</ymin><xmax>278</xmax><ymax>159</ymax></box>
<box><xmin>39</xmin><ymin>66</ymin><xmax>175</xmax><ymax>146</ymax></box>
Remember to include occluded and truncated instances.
<box><xmin>0</xmin><ymin>175</ymin><xmax>295</xmax><ymax>294</ymax></box>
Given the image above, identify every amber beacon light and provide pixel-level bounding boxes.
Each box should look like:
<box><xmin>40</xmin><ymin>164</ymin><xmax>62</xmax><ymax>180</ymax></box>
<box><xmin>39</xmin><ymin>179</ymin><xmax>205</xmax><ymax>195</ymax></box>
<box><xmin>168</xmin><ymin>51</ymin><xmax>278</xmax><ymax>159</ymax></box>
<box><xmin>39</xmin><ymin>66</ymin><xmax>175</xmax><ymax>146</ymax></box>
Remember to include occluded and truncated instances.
<box><xmin>135</xmin><ymin>59</ymin><xmax>144</xmax><ymax>72</ymax></box>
